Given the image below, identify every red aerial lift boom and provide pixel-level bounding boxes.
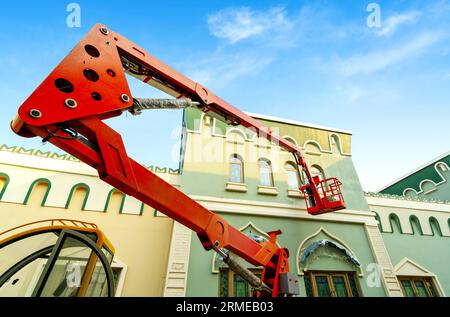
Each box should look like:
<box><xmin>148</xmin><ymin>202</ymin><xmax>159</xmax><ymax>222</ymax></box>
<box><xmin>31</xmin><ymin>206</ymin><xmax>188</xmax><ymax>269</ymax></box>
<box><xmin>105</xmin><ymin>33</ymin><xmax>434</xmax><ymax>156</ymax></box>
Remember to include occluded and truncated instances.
<box><xmin>11</xmin><ymin>24</ymin><xmax>345</xmax><ymax>297</ymax></box>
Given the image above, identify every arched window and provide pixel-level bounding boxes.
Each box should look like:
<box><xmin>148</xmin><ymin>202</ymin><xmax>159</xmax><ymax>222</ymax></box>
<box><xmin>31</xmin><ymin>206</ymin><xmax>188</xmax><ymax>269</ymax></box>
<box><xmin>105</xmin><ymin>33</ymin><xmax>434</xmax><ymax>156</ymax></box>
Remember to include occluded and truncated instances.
<box><xmin>258</xmin><ymin>159</ymin><xmax>274</xmax><ymax>187</ymax></box>
<box><xmin>0</xmin><ymin>173</ymin><xmax>10</xmax><ymax>200</ymax></box>
<box><xmin>229</xmin><ymin>154</ymin><xmax>244</xmax><ymax>183</ymax></box>
<box><xmin>310</xmin><ymin>165</ymin><xmax>325</xmax><ymax>182</ymax></box>
<box><xmin>285</xmin><ymin>162</ymin><xmax>300</xmax><ymax>190</ymax></box>
<box><xmin>409</xmin><ymin>215</ymin><xmax>423</xmax><ymax>235</ymax></box>
<box><xmin>429</xmin><ymin>217</ymin><xmax>442</xmax><ymax>237</ymax></box>
<box><xmin>389</xmin><ymin>213</ymin><xmax>403</xmax><ymax>234</ymax></box>
<box><xmin>65</xmin><ymin>183</ymin><xmax>90</xmax><ymax>210</ymax></box>
<box><xmin>104</xmin><ymin>189</ymin><xmax>125</xmax><ymax>213</ymax></box>
<box><xmin>23</xmin><ymin>178</ymin><xmax>52</xmax><ymax>207</ymax></box>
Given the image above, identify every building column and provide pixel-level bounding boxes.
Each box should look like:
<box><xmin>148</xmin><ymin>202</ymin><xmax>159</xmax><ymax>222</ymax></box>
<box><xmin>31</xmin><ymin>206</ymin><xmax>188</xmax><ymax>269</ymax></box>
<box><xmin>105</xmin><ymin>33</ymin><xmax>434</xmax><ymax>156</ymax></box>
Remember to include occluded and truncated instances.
<box><xmin>365</xmin><ymin>224</ymin><xmax>403</xmax><ymax>296</ymax></box>
<box><xmin>163</xmin><ymin>221</ymin><xmax>192</xmax><ymax>296</ymax></box>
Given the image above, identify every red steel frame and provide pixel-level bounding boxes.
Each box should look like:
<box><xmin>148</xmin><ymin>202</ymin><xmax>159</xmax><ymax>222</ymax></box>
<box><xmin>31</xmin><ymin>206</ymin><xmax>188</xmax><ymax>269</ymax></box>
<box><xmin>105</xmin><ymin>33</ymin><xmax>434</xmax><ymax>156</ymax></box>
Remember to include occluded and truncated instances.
<box><xmin>11</xmin><ymin>24</ymin><xmax>345</xmax><ymax>296</ymax></box>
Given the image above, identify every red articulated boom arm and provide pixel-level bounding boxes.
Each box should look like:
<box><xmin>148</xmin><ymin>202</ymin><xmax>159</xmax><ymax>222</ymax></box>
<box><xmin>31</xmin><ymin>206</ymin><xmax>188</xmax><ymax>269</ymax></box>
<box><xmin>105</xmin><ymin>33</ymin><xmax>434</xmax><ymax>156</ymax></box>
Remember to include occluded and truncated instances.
<box><xmin>11</xmin><ymin>24</ymin><xmax>345</xmax><ymax>297</ymax></box>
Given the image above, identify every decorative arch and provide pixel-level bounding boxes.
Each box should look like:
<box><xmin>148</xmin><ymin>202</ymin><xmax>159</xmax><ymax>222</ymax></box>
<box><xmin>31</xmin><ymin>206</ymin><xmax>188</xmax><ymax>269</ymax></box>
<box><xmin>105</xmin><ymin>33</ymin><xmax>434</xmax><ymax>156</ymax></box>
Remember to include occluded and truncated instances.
<box><xmin>310</xmin><ymin>164</ymin><xmax>326</xmax><ymax>181</ymax></box>
<box><xmin>372</xmin><ymin>211</ymin><xmax>383</xmax><ymax>232</ymax></box>
<box><xmin>65</xmin><ymin>183</ymin><xmax>91</xmax><ymax>210</ymax></box>
<box><xmin>104</xmin><ymin>188</ymin><xmax>125</xmax><ymax>213</ymax></box>
<box><xmin>0</xmin><ymin>172</ymin><xmax>10</xmax><ymax>200</ymax></box>
<box><xmin>403</xmin><ymin>188</ymin><xmax>418</xmax><ymax>197</ymax></box>
<box><xmin>419</xmin><ymin>179</ymin><xmax>437</xmax><ymax>194</ymax></box>
<box><xmin>225</xmin><ymin>128</ymin><xmax>247</xmax><ymax>143</ymax></box>
<box><xmin>435</xmin><ymin>162</ymin><xmax>449</xmax><ymax>172</ymax></box>
<box><xmin>409</xmin><ymin>215</ymin><xmax>423</xmax><ymax>235</ymax></box>
<box><xmin>282</xmin><ymin>135</ymin><xmax>299</xmax><ymax>148</ymax></box>
<box><xmin>401</xmin><ymin>163</ymin><xmax>449</xmax><ymax>197</ymax></box>
<box><xmin>212</xmin><ymin>222</ymin><xmax>280</xmax><ymax>273</ymax></box>
<box><xmin>23</xmin><ymin>178</ymin><xmax>52</xmax><ymax>206</ymax></box>
<box><xmin>296</xmin><ymin>227</ymin><xmax>363</xmax><ymax>276</ymax></box>
<box><xmin>303</xmin><ymin>140</ymin><xmax>323</xmax><ymax>154</ymax></box>
<box><xmin>429</xmin><ymin>217</ymin><xmax>442</xmax><ymax>237</ymax></box>
<box><xmin>329</xmin><ymin>134</ymin><xmax>343</xmax><ymax>154</ymax></box>
<box><xmin>389</xmin><ymin>213</ymin><xmax>403</xmax><ymax>234</ymax></box>
<box><xmin>394</xmin><ymin>258</ymin><xmax>446</xmax><ymax>296</ymax></box>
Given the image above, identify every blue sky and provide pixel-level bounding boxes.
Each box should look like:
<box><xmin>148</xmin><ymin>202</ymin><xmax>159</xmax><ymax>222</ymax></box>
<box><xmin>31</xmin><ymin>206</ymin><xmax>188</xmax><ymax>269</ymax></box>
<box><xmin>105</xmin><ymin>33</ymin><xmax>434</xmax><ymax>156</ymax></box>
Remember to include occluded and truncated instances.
<box><xmin>0</xmin><ymin>1</ymin><xmax>449</xmax><ymax>191</ymax></box>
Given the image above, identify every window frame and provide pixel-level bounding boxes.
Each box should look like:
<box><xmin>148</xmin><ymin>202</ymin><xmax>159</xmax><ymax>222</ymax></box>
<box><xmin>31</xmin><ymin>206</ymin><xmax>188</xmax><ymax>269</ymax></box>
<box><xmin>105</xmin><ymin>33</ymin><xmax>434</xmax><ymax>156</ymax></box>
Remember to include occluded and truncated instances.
<box><xmin>284</xmin><ymin>162</ymin><xmax>300</xmax><ymax>190</ymax></box>
<box><xmin>258</xmin><ymin>158</ymin><xmax>274</xmax><ymax>187</ymax></box>
<box><xmin>398</xmin><ymin>276</ymin><xmax>437</xmax><ymax>297</ymax></box>
<box><xmin>229</xmin><ymin>154</ymin><xmax>244</xmax><ymax>184</ymax></box>
<box><xmin>218</xmin><ymin>268</ymin><xmax>262</xmax><ymax>297</ymax></box>
<box><xmin>306</xmin><ymin>271</ymin><xmax>360</xmax><ymax>297</ymax></box>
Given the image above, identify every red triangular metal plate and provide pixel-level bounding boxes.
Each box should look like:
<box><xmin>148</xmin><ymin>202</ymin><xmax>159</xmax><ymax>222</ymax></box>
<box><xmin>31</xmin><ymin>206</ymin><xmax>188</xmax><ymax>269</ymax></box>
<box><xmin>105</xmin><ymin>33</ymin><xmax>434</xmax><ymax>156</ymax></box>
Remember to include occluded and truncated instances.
<box><xmin>18</xmin><ymin>23</ymin><xmax>132</xmax><ymax>127</ymax></box>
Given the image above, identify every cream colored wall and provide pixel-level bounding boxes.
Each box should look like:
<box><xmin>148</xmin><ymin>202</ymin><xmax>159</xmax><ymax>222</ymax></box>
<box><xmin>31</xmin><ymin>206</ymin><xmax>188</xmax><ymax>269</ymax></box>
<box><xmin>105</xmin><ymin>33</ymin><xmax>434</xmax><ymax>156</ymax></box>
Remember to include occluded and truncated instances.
<box><xmin>366</xmin><ymin>195</ymin><xmax>450</xmax><ymax>236</ymax></box>
<box><xmin>0</xmin><ymin>150</ymin><xmax>175</xmax><ymax>297</ymax></box>
<box><xmin>0</xmin><ymin>184</ymin><xmax>174</xmax><ymax>297</ymax></box>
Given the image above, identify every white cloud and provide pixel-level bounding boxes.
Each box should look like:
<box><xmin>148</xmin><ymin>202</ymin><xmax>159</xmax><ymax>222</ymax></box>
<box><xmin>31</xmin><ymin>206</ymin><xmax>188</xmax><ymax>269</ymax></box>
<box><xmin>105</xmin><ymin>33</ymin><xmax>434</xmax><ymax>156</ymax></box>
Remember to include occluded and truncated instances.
<box><xmin>338</xmin><ymin>32</ymin><xmax>444</xmax><ymax>76</ymax></box>
<box><xmin>347</xmin><ymin>86</ymin><xmax>363</xmax><ymax>104</ymax></box>
<box><xmin>376</xmin><ymin>11</ymin><xmax>421</xmax><ymax>37</ymax></box>
<box><xmin>185</xmin><ymin>52</ymin><xmax>274</xmax><ymax>88</ymax></box>
<box><xmin>207</xmin><ymin>6</ymin><xmax>293</xmax><ymax>44</ymax></box>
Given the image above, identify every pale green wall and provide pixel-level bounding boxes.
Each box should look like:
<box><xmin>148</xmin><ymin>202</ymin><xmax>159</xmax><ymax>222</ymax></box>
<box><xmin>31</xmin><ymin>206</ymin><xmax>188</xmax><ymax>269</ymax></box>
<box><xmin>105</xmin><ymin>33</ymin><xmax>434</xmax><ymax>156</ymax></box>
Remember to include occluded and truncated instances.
<box><xmin>382</xmin><ymin>231</ymin><xmax>450</xmax><ymax>295</ymax></box>
<box><xmin>181</xmin><ymin>109</ymin><xmax>382</xmax><ymax>296</ymax></box>
<box><xmin>185</xmin><ymin>213</ymin><xmax>387</xmax><ymax>297</ymax></box>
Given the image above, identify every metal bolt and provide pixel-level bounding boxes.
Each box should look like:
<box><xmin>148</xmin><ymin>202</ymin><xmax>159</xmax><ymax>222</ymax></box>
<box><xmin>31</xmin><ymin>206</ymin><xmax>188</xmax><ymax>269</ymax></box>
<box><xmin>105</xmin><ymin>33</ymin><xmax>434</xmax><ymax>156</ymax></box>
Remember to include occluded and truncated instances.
<box><xmin>65</xmin><ymin>98</ymin><xmax>78</xmax><ymax>109</ymax></box>
<box><xmin>100</xmin><ymin>26</ymin><xmax>109</xmax><ymax>35</ymax></box>
<box><xmin>121</xmin><ymin>94</ymin><xmax>130</xmax><ymax>103</ymax></box>
<box><xmin>214</xmin><ymin>240</ymin><xmax>220</xmax><ymax>247</ymax></box>
<box><xmin>29</xmin><ymin>109</ymin><xmax>42</xmax><ymax>118</ymax></box>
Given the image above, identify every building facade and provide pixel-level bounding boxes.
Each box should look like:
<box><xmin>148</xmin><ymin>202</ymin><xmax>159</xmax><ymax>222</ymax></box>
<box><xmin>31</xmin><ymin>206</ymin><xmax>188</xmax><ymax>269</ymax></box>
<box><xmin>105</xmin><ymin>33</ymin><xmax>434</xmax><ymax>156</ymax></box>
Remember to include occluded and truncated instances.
<box><xmin>0</xmin><ymin>144</ymin><xmax>178</xmax><ymax>296</ymax></box>
<box><xmin>0</xmin><ymin>109</ymin><xmax>448</xmax><ymax>297</ymax></box>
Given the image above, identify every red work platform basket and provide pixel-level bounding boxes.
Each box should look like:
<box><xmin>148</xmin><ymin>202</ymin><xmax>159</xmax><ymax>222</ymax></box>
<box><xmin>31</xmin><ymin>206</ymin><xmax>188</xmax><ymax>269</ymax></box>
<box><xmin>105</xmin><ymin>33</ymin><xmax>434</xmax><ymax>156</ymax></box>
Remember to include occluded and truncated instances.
<box><xmin>300</xmin><ymin>177</ymin><xmax>346</xmax><ymax>215</ymax></box>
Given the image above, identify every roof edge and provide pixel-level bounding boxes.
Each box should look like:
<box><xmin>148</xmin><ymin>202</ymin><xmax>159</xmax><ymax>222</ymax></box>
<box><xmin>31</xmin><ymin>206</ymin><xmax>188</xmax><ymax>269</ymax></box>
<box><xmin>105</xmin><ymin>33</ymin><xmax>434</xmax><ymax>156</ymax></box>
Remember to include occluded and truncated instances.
<box><xmin>376</xmin><ymin>151</ymin><xmax>450</xmax><ymax>193</ymax></box>
<box><xmin>245</xmin><ymin>112</ymin><xmax>352</xmax><ymax>135</ymax></box>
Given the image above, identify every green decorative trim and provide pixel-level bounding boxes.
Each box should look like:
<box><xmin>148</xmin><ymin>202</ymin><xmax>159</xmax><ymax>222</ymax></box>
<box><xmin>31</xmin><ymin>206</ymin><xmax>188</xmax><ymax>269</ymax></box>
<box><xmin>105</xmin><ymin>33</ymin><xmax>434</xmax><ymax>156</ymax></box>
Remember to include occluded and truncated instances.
<box><xmin>17</xmin><ymin>147</ymin><xmax>34</xmax><ymax>155</ymax></box>
<box><xmin>0</xmin><ymin>143</ymin><xmax>80</xmax><ymax>162</ymax></box>
<box><xmin>0</xmin><ymin>172</ymin><xmax>10</xmax><ymax>200</ymax></box>
<box><xmin>429</xmin><ymin>217</ymin><xmax>443</xmax><ymax>237</ymax></box>
<box><xmin>379</xmin><ymin>155</ymin><xmax>450</xmax><ymax>195</ymax></box>
<box><xmin>0</xmin><ymin>144</ymin><xmax>16</xmax><ymax>152</ymax></box>
<box><xmin>34</xmin><ymin>150</ymin><xmax>52</xmax><ymax>158</ymax></box>
<box><xmin>65</xmin><ymin>183</ymin><xmax>90</xmax><ymax>210</ymax></box>
<box><xmin>145</xmin><ymin>165</ymin><xmax>180</xmax><ymax>175</ymax></box>
<box><xmin>104</xmin><ymin>188</ymin><xmax>125</xmax><ymax>213</ymax></box>
<box><xmin>23</xmin><ymin>178</ymin><xmax>52</xmax><ymax>206</ymax></box>
<box><xmin>409</xmin><ymin>215</ymin><xmax>423</xmax><ymax>235</ymax></box>
<box><xmin>388</xmin><ymin>213</ymin><xmax>403</xmax><ymax>234</ymax></box>
<box><xmin>0</xmin><ymin>143</ymin><xmax>179</xmax><ymax>174</ymax></box>
<box><xmin>365</xmin><ymin>192</ymin><xmax>450</xmax><ymax>205</ymax></box>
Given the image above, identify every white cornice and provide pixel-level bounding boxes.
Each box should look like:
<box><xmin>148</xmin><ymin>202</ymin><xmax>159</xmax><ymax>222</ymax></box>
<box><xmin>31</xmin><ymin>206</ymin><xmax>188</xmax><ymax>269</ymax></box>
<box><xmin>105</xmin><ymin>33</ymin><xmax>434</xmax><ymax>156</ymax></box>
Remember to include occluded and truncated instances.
<box><xmin>189</xmin><ymin>195</ymin><xmax>376</xmax><ymax>225</ymax></box>
<box><xmin>245</xmin><ymin>112</ymin><xmax>352</xmax><ymax>135</ymax></box>
<box><xmin>365</xmin><ymin>195</ymin><xmax>450</xmax><ymax>213</ymax></box>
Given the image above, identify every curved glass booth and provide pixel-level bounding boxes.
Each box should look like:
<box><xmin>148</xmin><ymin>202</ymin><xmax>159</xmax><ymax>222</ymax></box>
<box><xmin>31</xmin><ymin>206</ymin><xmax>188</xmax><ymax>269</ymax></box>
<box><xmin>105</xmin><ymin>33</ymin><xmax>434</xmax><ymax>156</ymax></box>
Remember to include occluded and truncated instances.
<box><xmin>0</xmin><ymin>219</ymin><xmax>115</xmax><ymax>297</ymax></box>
